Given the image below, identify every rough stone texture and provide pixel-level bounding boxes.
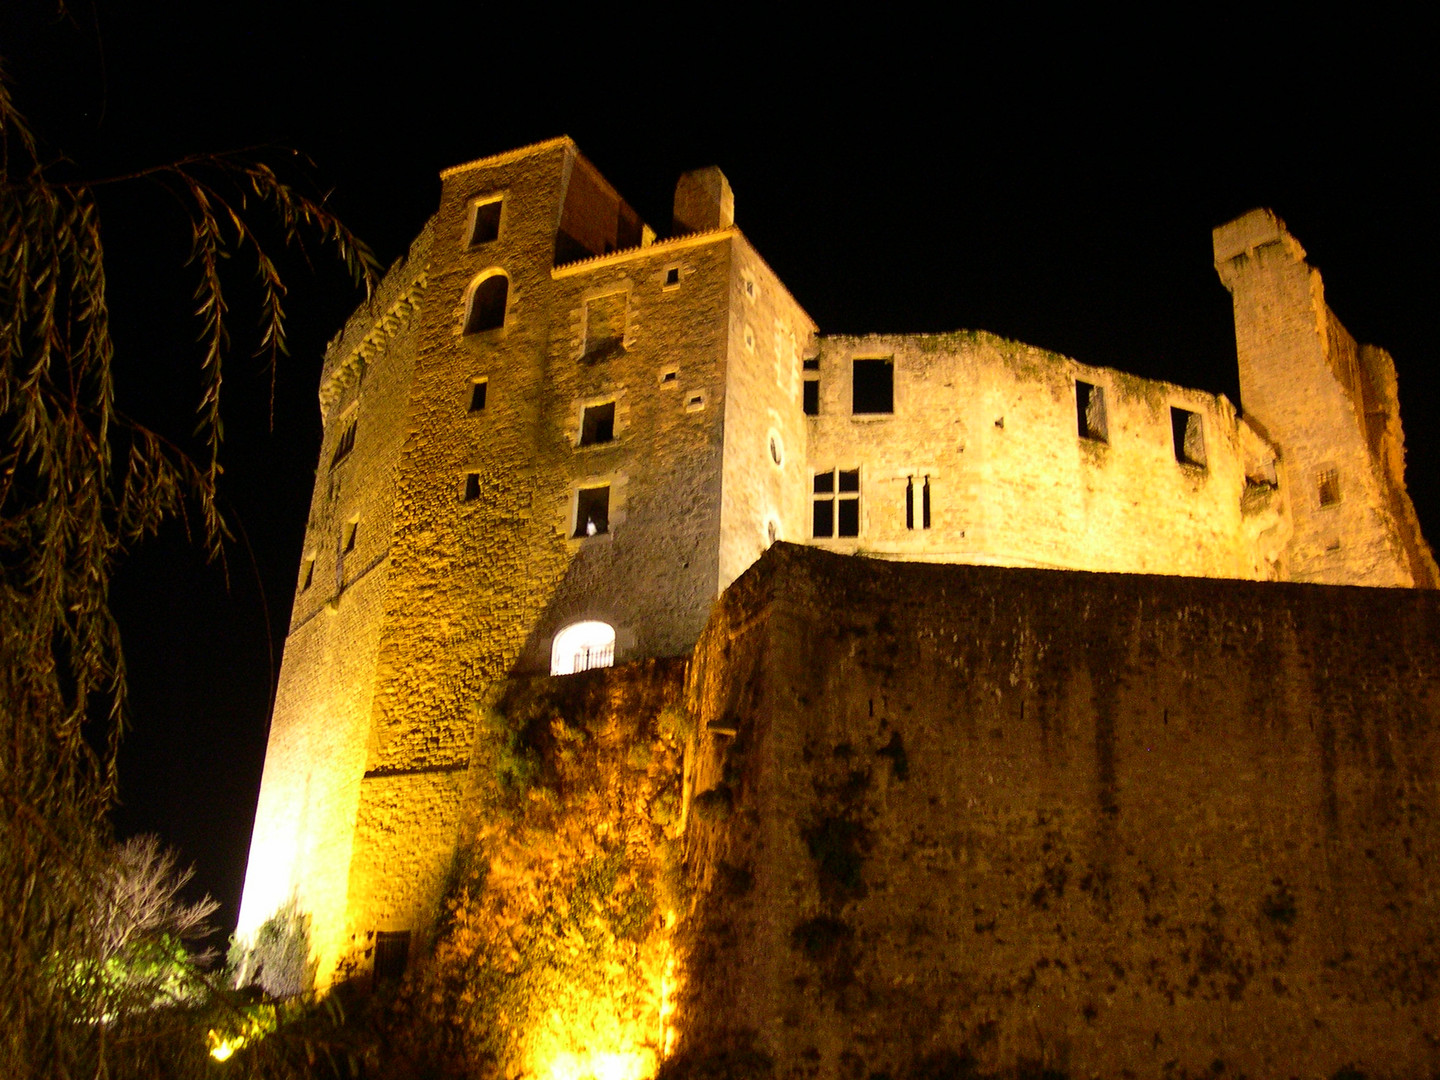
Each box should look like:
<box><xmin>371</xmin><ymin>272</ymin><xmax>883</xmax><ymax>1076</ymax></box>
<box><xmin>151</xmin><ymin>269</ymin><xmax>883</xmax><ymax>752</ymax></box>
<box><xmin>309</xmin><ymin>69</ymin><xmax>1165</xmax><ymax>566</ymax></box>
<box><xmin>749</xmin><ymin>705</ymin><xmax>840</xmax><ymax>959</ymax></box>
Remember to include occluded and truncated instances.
<box><xmin>237</xmin><ymin>139</ymin><xmax>1437</xmax><ymax>999</ymax></box>
<box><xmin>677</xmin><ymin>544</ymin><xmax>1440</xmax><ymax>1079</ymax></box>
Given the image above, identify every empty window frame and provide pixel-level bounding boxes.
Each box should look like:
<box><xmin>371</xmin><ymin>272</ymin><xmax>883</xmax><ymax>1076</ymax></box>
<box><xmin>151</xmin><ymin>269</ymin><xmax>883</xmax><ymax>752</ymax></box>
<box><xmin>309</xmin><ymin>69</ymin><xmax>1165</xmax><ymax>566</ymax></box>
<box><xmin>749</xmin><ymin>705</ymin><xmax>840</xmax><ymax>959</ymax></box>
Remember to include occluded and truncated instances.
<box><xmin>906</xmin><ymin>476</ymin><xmax>931</xmax><ymax>530</ymax></box>
<box><xmin>803</xmin><ymin>379</ymin><xmax>819</xmax><ymax>416</ymax></box>
<box><xmin>373</xmin><ymin>930</ymin><xmax>411</xmax><ymax>985</ymax></box>
<box><xmin>468</xmin><ymin>378</ymin><xmax>488</xmax><ymax>413</ymax></box>
<box><xmin>574</xmin><ymin>486</ymin><xmax>610</xmax><ymax>538</ymax></box>
<box><xmin>342</xmin><ymin>520</ymin><xmax>358</xmax><ymax>554</ymax></box>
<box><xmin>1076</xmin><ymin>380</ymin><xmax>1108</xmax><ymax>442</ymax></box>
<box><xmin>462</xmin><ymin>472</ymin><xmax>482</xmax><ymax>502</ymax></box>
<box><xmin>464</xmin><ymin>274</ymin><xmax>508</xmax><ymax>334</ymax></box>
<box><xmin>852</xmin><ymin>358</ymin><xmax>894</xmax><ymax>414</ymax></box>
<box><xmin>813</xmin><ymin>469</ymin><xmax>860</xmax><ymax>538</ymax></box>
<box><xmin>329</xmin><ymin>417</ymin><xmax>357</xmax><ymax>469</ymax></box>
<box><xmin>583</xmin><ymin>293</ymin><xmax>627</xmax><ymax>362</ymax></box>
<box><xmin>1170</xmin><ymin>407</ymin><xmax>1206</xmax><ymax>467</ymax></box>
<box><xmin>664</xmin><ymin>266</ymin><xmax>681</xmax><ymax>288</ymax></box>
<box><xmin>1317</xmin><ymin>467</ymin><xmax>1341</xmax><ymax>508</ymax></box>
<box><xmin>468</xmin><ymin>198</ymin><xmax>502</xmax><ymax>247</ymax></box>
<box><xmin>300</xmin><ymin>557</ymin><xmax>315</xmax><ymax>591</ymax></box>
<box><xmin>579</xmin><ymin>402</ymin><xmax>616</xmax><ymax>446</ymax></box>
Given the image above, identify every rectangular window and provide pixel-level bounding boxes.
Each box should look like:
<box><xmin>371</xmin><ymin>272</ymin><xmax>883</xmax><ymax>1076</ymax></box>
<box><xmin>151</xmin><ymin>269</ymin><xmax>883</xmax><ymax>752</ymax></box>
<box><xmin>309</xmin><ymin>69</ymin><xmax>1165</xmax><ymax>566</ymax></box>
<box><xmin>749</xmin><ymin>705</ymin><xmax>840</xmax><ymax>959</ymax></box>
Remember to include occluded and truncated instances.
<box><xmin>463</xmin><ymin>472</ymin><xmax>481</xmax><ymax>502</ymax></box>
<box><xmin>852</xmin><ymin>358</ymin><xmax>894</xmax><ymax>414</ymax></box>
<box><xmin>1317</xmin><ymin>468</ymin><xmax>1341</xmax><ymax>507</ymax></box>
<box><xmin>813</xmin><ymin>469</ymin><xmax>860</xmax><ymax>538</ymax></box>
<box><xmin>469</xmin><ymin>379</ymin><xmax>488</xmax><ymax>413</ymax></box>
<box><xmin>664</xmin><ymin>266</ymin><xmax>681</xmax><ymax>287</ymax></box>
<box><xmin>468</xmin><ymin>199</ymin><xmax>502</xmax><ymax>246</ymax></box>
<box><xmin>1170</xmin><ymin>407</ymin><xmax>1206</xmax><ymax>468</ymax></box>
<box><xmin>905</xmin><ymin>476</ymin><xmax>932</xmax><ymax>530</ymax></box>
<box><xmin>583</xmin><ymin>293</ymin><xmax>627</xmax><ymax>362</ymax></box>
<box><xmin>373</xmin><ymin>930</ymin><xmax>411</xmax><ymax>985</ymax></box>
<box><xmin>802</xmin><ymin>357</ymin><xmax>820</xmax><ymax>372</ymax></box>
<box><xmin>300</xmin><ymin>558</ymin><xmax>314</xmax><ymax>591</ymax></box>
<box><xmin>342</xmin><ymin>521</ymin><xmax>358</xmax><ymax>553</ymax></box>
<box><xmin>923</xmin><ymin>476</ymin><xmax>931</xmax><ymax>529</ymax></box>
<box><xmin>1076</xmin><ymin>380</ymin><xmax>1108</xmax><ymax>442</ymax></box>
<box><xmin>329</xmin><ymin>418</ymin><xmax>357</xmax><ymax>469</ymax></box>
<box><xmin>803</xmin><ymin>379</ymin><xmax>819</xmax><ymax>416</ymax></box>
<box><xmin>580</xmin><ymin>402</ymin><xmax>616</xmax><ymax>446</ymax></box>
<box><xmin>575</xmin><ymin>486</ymin><xmax>610</xmax><ymax>537</ymax></box>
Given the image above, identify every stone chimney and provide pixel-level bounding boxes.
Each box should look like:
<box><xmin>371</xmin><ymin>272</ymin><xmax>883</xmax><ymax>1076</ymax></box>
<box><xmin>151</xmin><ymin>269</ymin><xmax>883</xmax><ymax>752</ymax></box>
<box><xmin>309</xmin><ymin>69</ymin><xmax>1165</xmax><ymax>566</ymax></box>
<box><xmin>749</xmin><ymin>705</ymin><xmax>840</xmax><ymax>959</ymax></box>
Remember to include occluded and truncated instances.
<box><xmin>672</xmin><ymin>166</ymin><xmax>734</xmax><ymax>236</ymax></box>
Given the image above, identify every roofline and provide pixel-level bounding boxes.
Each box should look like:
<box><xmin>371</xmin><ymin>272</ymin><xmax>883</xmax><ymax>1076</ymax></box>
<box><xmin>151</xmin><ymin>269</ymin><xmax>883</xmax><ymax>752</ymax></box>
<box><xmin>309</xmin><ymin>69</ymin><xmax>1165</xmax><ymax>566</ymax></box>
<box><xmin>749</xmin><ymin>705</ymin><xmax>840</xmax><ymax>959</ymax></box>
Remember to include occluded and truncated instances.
<box><xmin>439</xmin><ymin>136</ymin><xmax>576</xmax><ymax>179</ymax></box>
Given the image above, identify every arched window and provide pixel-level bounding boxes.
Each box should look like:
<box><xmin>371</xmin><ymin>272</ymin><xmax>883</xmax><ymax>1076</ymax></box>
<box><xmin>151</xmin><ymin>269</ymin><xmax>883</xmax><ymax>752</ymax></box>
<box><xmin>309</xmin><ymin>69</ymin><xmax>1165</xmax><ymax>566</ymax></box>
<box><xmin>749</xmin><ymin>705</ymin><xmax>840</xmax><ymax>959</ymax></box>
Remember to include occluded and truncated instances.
<box><xmin>550</xmin><ymin>621</ymin><xmax>616</xmax><ymax>676</ymax></box>
<box><xmin>464</xmin><ymin>273</ymin><xmax>508</xmax><ymax>334</ymax></box>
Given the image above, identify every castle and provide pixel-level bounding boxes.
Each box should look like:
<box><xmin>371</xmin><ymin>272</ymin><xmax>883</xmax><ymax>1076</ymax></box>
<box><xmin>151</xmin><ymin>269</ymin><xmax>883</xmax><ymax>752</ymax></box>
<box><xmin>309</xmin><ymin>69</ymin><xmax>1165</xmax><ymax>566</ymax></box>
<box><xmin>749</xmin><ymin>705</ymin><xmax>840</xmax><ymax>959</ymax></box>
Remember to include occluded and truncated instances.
<box><xmin>236</xmin><ymin>138</ymin><xmax>1440</xmax><ymax>1077</ymax></box>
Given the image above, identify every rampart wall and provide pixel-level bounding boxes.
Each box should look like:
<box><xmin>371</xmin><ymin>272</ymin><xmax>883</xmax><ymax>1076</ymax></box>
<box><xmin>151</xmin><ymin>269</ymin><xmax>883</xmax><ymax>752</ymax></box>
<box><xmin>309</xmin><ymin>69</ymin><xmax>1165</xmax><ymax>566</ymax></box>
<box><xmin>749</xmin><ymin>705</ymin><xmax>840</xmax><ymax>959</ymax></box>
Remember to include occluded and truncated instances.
<box><xmin>677</xmin><ymin>544</ymin><xmax>1440</xmax><ymax>1079</ymax></box>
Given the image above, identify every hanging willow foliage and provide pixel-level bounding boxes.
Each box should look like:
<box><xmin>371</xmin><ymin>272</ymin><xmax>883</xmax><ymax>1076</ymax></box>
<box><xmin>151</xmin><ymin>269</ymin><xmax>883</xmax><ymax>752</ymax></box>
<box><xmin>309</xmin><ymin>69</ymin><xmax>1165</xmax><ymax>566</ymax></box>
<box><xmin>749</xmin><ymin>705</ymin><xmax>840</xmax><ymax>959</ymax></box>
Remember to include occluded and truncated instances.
<box><xmin>0</xmin><ymin>59</ymin><xmax>378</xmax><ymax>1077</ymax></box>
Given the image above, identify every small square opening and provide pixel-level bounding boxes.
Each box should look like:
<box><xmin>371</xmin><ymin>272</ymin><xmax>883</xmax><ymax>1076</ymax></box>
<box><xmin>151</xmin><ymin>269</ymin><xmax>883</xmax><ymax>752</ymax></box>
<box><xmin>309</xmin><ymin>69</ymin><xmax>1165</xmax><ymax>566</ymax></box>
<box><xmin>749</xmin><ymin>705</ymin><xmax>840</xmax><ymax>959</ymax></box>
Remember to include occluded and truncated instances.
<box><xmin>802</xmin><ymin>357</ymin><xmax>820</xmax><ymax>372</ymax></box>
<box><xmin>468</xmin><ymin>200</ymin><xmax>501</xmax><ymax>247</ymax></box>
<box><xmin>469</xmin><ymin>379</ymin><xmax>488</xmax><ymax>413</ymax></box>
<box><xmin>463</xmin><ymin>472</ymin><xmax>481</xmax><ymax>502</ymax></box>
<box><xmin>580</xmin><ymin>402</ymin><xmax>616</xmax><ymax>446</ymax></box>
<box><xmin>852</xmin><ymin>358</ymin><xmax>894</xmax><ymax>414</ymax></box>
<box><xmin>373</xmin><ymin>930</ymin><xmax>411</xmax><ymax>985</ymax></box>
<box><xmin>1318</xmin><ymin>468</ymin><xmax>1341</xmax><ymax>507</ymax></box>
<box><xmin>575</xmin><ymin>487</ymin><xmax>610</xmax><ymax>537</ymax></box>
<box><xmin>665</xmin><ymin>267</ymin><xmax>680</xmax><ymax>287</ymax></box>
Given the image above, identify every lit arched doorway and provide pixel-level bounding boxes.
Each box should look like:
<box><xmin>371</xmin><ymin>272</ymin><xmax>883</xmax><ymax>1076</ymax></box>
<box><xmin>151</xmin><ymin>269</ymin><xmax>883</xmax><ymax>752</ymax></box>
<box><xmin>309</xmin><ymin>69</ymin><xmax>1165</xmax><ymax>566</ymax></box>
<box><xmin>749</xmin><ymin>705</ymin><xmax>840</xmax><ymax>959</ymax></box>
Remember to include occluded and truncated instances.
<box><xmin>550</xmin><ymin>621</ymin><xmax>616</xmax><ymax>675</ymax></box>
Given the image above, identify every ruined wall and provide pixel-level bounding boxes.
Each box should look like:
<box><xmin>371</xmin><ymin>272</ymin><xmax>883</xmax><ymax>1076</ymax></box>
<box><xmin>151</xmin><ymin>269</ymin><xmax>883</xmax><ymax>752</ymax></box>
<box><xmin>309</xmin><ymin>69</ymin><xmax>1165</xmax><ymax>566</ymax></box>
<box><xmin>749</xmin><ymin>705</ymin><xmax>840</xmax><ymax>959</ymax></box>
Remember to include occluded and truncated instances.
<box><xmin>1215</xmin><ymin>209</ymin><xmax>1437</xmax><ymax>589</ymax></box>
<box><xmin>675</xmin><ymin>544</ymin><xmax>1440</xmax><ymax>1079</ymax></box>
<box><xmin>808</xmin><ymin>332</ymin><xmax>1286</xmax><ymax>580</ymax></box>
<box><xmin>236</xmin><ymin>230</ymin><xmax>429</xmax><ymax>976</ymax></box>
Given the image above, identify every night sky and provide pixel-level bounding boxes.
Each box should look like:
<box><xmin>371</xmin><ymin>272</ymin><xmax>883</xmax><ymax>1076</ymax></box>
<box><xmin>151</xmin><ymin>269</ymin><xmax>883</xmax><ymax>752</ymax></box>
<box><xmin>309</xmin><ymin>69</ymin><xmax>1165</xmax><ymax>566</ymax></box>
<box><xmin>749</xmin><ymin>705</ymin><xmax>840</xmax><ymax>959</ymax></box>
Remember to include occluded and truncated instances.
<box><xmin>4</xmin><ymin>6</ymin><xmax>1435</xmax><ymax>940</ymax></box>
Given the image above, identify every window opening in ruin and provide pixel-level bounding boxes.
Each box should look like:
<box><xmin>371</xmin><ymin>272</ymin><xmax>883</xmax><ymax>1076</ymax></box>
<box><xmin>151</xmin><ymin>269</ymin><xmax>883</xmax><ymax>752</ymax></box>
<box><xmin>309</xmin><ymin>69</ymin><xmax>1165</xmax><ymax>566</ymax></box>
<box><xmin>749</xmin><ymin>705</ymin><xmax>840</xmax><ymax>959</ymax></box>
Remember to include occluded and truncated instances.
<box><xmin>373</xmin><ymin>930</ymin><xmax>411</xmax><ymax>986</ymax></box>
<box><xmin>852</xmin><ymin>358</ymin><xmax>894</xmax><ymax>414</ymax></box>
<box><xmin>744</xmin><ymin>278</ymin><xmax>756</xmax><ymax>300</ymax></box>
<box><xmin>342</xmin><ymin>521</ymin><xmax>358</xmax><ymax>554</ymax></box>
<box><xmin>463</xmin><ymin>472</ymin><xmax>482</xmax><ymax>503</ymax></box>
<box><xmin>464</xmin><ymin>274</ymin><xmax>508</xmax><ymax>334</ymax></box>
<box><xmin>1076</xmin><ymin>380</ymin><xmax>1108</xmax><ymax>442</ymax></box>
<box><xmin>923</xmin><ymin>476</ymin><xmax>931</xmax><ymax>529</ymax></box>
<box><xmin>551</xmin><ymin>621</ymin><xmax>616</xmax><ymax>676</ymax></box>
<box><xmin>574</xmin><ymin>486</ymin><xmax>610</xmax><ymax>538</ymax></box>
<box><xmin>813</xmin><ymin>469</ymin><xmax>860</xmax><ymax>538</ymax></box>
<box><xmin>1170</xmin><ymin>407</ymin><xmax>1206</xmax><ymax>467</ymax></box>
<box><xmin>329</xmin><ymin>418</ymin><xmax>357</xmax><ymax>469</ymax></box>
<box><xmin>469</xmin><ymin>379</ymin><xmax>488</xmax><ymax>413</ymax></box>
<box><xmin>665</xmin><ymin>267</ymin><xmax>681</xmax><ymax>288</ymax></box>
<box><xmin>580</xmin><ymin>402</ymin><xmax>616</xmax><ymax>446</ymax></box>
<box><xmin>905</xmin><ymin>476</ymin><xmax>932</xmax><ymax>530</ymax></box>
<box><xmin>803</xmin><ymin>379</ymin><xmax>819</xmax><ymax>416</ymax></box>
<box><xmin>660</xmin><ymin>368</ymin><xmax>679</xmax><ymax>385</ymax></box>
<box><xmin>468</xmin><ymin>198</ymin><xmax>502</xmax><ymax>247</ymax></box>
<box><xmin>769</xmin><ymin>434</ymin><xmax>783</xmax><ymax>466</ymax></box>
<box><xmin>300</xmin><ymin>558</ymin><xmax>314</xmax><ymax>591</ymax></box>
<box><xmin>1318</xmin><ymin>468</ymin><xmax>1341</xmax><ymax>508</ymax></box>
<box><xmin>767</xmin><ymin>521</ymin><xmax>778</xmax><ymax>546</ymax></box>
<box><xmin>686</xmin><ymin>393</ymin><xmax>705</xmax><ymax>412</ymax></box>
<box><xmin>583</xmin><ymin>293</ymin><xmax>627</xmax><ymax>362</ymax></box>
<box><xmin>803</xmin><ymin>357</ymin><xmax>820</xmax><ymax>372</ymax></box>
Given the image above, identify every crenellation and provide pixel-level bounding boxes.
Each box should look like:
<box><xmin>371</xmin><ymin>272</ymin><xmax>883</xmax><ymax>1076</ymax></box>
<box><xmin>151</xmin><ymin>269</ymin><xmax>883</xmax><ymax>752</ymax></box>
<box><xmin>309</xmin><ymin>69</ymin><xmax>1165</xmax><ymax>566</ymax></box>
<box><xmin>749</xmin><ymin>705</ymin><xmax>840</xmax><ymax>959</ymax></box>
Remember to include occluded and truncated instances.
<box><xmin>238</xmin><ymin>140</ymin><xmax>1437</xmax><ymax>1036</ymax></box>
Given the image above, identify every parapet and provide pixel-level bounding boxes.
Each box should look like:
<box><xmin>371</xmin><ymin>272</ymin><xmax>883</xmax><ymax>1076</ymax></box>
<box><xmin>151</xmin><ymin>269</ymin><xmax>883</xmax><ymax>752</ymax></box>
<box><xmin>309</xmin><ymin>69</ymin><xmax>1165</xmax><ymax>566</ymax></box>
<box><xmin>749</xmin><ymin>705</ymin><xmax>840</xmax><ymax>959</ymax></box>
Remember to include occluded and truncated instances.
<box><xmin>1212</xmin><ymin>207</ymin><xmax>1306</xmax><ymax>272</ymax></box>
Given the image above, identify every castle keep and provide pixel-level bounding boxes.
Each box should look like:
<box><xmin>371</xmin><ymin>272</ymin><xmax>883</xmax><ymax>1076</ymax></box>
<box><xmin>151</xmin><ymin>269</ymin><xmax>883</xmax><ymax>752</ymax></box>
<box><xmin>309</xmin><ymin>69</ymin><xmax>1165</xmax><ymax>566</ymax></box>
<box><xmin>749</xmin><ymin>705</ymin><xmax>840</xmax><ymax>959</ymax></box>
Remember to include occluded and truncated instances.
<box><xmin>238</xmin><ymin>138</ymin><xmax>1439</xmax><ymax>1077</ymax></box>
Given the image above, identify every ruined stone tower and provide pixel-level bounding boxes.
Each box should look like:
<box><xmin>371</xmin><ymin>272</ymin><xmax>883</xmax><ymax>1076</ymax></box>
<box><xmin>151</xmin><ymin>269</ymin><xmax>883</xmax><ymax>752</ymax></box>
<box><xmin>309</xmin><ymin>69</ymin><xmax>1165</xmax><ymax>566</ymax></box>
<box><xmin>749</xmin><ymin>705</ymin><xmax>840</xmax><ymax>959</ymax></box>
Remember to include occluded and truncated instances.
<box><xmin>237</xmin><ymin>139</ymin><xmax>1433</xmax><ymax>992</ymax></box>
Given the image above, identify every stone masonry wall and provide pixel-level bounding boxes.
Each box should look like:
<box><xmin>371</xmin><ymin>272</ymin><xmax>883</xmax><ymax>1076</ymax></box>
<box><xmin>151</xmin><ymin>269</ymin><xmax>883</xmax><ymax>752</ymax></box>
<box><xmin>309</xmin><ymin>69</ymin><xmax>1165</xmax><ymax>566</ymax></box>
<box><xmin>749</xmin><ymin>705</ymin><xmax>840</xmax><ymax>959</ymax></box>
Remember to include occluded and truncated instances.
<box><xmin>675</xmin><ymin>544</ymin><xmax>1440</xmax><ymax>1079</ymax></box>
<box><xmin>808</xmin><ymin>333</ymin><xmax>1285</xmax><ymax>580</ymax></box>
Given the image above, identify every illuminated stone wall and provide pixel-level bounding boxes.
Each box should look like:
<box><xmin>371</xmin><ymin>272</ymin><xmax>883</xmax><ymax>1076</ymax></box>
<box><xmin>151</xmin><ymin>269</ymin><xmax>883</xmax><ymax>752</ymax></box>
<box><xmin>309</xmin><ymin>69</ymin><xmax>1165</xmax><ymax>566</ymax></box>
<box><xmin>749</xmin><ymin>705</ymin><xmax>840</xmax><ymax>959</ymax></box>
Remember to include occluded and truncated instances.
<box><xmin>807</xmin><ymin>332</ymin><xmax>1287</xmax><ymax>579</ymax></box>
<box><xmin>676</xmin><ymin>544</ymin><xmax>1440</xmax><ymax>1078</ymax></box>
<box><xmin>1215</xmin><ymin>209</ymin><xmax>1437</xmax><ymax>589</ymax></box>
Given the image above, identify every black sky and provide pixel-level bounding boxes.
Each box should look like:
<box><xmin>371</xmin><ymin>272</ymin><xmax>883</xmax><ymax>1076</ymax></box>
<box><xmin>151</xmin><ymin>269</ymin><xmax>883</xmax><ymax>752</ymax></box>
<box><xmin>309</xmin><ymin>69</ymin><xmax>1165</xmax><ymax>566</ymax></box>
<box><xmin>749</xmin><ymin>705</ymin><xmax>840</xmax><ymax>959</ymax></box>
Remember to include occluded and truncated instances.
<box><xmin>3</xmin><ymin>4</ymin><xmax>1436</xmax><ymax>939</ymax></box>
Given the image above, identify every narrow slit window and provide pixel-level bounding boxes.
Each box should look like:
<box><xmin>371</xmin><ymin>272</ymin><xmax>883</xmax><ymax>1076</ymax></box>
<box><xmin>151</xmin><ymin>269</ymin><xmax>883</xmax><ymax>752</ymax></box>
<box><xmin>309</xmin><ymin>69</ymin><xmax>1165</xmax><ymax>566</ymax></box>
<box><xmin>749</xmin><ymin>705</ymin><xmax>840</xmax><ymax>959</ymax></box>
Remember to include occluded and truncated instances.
<box><xmin>1318</xmin><ymin>468</ymin><xmax>1341</xmax><ymax>507</ymax></box>
<box><xmin>342</xmin><ymin>521</ymin><xmax>358</xmax><ymax>554</ymax></box>
<box><xmin>300</xmin><ymin>558</ymin><xmax>315</xmax><ymax>591</ymax></box>
<box><xmin>906</xmin><ymin>477</ymin><xmax>915</xmax><ymax>530</ymax></box>
<box><xmin>464</xmin><ymin>274</ymin><xmax>508</xmax><ymax>334</ymax></box>
<box><xmin>329</xmin><ymin>418</ymin><xmax>357</xmax><ymax>469</ymax></box>
<box><xmin>803</xmin><ymin>379</ymin><xmax>819</xmax><ymax>416</ymax></box>
<box><xmin>922</xmin><ymin>476</ymin><xmax>931</xmax><ymax>529</ymax></box>
<box><xmin>1170</xmin><ymin>407</ymin><xmax>1206</xmax><ymax>468</ymax></box>
<box><xmin>579</xmin><ymin>402</ymin><xmax>616</xmax><ymax>446</ymax></box>
<box><xmin>468</xmin><ymin>199</ymin><xmax>502</xmax><ymax>247</ymax></box>
<box><xmin>463</xmin><ymin>472</ymin><xmax>481</xmax><ymax>503</ymax></box>
<box><xmin>373</xmin><ymin>930</ymin><xmax>411</xmax><ymax>985</ymax></box>
<box><xmin>812</xmin><ymin>469</ymin><xmax>860</xmax><ymax>538</ymax></box>
<box><xmin>1076</xmin><ymin>380</ymin><xmax>1108</xmax><ymax>442</ymax></box>
<box><xmin>575</xmin><ymin>486</ymin><xmax>610</xmax><ymax>538</ymax></box>
<box><xmin>468</xmin><ymin>379</ymin><xmax>488</xmax><ymax>413</ymax></box>
<box><xmin>852</xmin><ymin>358</ymin><xmax>894</xmax><ymax>414</ymax></box>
